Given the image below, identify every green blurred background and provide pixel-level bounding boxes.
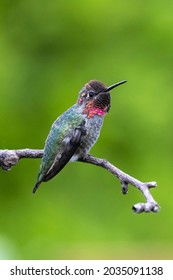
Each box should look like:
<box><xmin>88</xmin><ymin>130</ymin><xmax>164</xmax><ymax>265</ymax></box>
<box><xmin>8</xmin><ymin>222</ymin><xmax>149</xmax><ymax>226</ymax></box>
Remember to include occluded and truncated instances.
<box><xmin>0</xmin><ymin>0</ymin><xmax>173</xmax><ymax>260</ymax></box>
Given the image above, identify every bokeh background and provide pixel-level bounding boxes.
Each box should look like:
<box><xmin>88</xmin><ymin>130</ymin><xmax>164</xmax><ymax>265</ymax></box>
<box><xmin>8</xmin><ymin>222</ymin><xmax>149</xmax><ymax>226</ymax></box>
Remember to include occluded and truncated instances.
<box><xmin>0</xmin><ymin>0</ymin><xmax>173</xmax><ymax>259</ymax></box>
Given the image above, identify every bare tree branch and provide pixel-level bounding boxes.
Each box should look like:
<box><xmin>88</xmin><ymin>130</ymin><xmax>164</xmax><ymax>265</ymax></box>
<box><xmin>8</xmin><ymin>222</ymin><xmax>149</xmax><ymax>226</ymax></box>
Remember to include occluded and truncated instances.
<box><xmin>80</xmin><ymin>155</ymin><xmax>160</xmax><ymax>213</ymax></box>
<box><xmin>0</xmin><ymin>149</ymin><xmax>43</xmax><ymax>171</ymax></box>
<box><xmin>0</xmin><ymin>149</ymin><xmax>160</xmax><ymax>213</ymax></box>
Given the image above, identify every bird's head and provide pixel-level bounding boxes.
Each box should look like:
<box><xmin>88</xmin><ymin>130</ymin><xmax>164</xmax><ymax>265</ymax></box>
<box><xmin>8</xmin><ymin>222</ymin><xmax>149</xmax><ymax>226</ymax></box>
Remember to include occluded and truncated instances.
<box><xmin>77</xmin><ymin>80</ymin><xmax>127</xmax><ymax>118</ymax></box>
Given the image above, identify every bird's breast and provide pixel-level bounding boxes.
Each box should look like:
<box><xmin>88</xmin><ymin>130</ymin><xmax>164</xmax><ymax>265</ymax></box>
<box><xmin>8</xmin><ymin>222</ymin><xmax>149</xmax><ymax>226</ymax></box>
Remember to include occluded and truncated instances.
<box><xmin>71</xmin><ymin>115</ymin><xmax>104</xmax><ymax>161</ymax></box>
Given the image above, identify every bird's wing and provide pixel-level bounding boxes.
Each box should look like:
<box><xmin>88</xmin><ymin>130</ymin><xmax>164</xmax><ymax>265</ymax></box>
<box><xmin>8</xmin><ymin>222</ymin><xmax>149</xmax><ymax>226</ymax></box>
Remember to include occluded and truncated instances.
<box><xmin>43</xmin><ymin>123</ymin><xmax>85</xmax><ymax>182</ymax></box>
<box><xmin>33</xmin><ymin>110</ymin><xmax>85</xmax><ymax>193</ymax></box>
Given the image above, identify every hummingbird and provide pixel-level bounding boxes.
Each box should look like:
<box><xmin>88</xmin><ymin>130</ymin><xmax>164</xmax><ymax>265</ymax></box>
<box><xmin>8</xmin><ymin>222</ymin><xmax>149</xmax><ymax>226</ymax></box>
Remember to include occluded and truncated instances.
<box><xmin>33</xmin><ymin>79</ymin><xmax>127</xmax><ymax>193</ymax></box>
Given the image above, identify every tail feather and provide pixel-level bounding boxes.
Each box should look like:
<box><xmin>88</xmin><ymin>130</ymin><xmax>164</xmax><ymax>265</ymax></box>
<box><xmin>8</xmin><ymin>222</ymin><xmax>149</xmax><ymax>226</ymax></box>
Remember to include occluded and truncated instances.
<box><xmin>32</xmin><ymin>181</ymin><xmax>42</xmax><ymax>194</ymax></box>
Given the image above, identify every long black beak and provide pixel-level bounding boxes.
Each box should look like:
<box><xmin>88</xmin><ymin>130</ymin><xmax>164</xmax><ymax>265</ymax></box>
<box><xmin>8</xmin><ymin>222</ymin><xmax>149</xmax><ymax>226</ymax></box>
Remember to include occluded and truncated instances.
<box><xmin>104</xmin><ymin>80</ymin><xmax>127</xmax><ymax>92</ymax></box>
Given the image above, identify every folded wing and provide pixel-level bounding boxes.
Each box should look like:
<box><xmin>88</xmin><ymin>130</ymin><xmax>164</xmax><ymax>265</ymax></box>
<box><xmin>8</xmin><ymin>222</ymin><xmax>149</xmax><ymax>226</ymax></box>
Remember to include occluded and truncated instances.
<box><xmin>33</xmin><ymin>108</ymin><xmax>86</xmax><ymax>194</ymax></box>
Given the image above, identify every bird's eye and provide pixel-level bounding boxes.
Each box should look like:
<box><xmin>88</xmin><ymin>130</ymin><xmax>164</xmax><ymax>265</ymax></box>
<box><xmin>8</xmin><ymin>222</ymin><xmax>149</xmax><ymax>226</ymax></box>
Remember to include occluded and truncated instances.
<box><xmin>89</xmin><ymin>91</ymin><xmax>95</xmax><ymax>97</ymax></box>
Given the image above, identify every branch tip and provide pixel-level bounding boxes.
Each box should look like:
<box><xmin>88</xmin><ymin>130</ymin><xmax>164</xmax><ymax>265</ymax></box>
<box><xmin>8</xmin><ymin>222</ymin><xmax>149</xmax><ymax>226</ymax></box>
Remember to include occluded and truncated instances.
<box><xmin>121</xmin><ymin>181</ymin><xmax>128</xmax><ymax>194</ymax></box>
<box><xmin>133</xmin><ymin>202</ymin><xmax>160</xmax><ymax>214</ymax></box>
<box><xmin>145</xmin><ymin>181</ymin><xmax>157</xmax><ymax>188</ymax></box>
